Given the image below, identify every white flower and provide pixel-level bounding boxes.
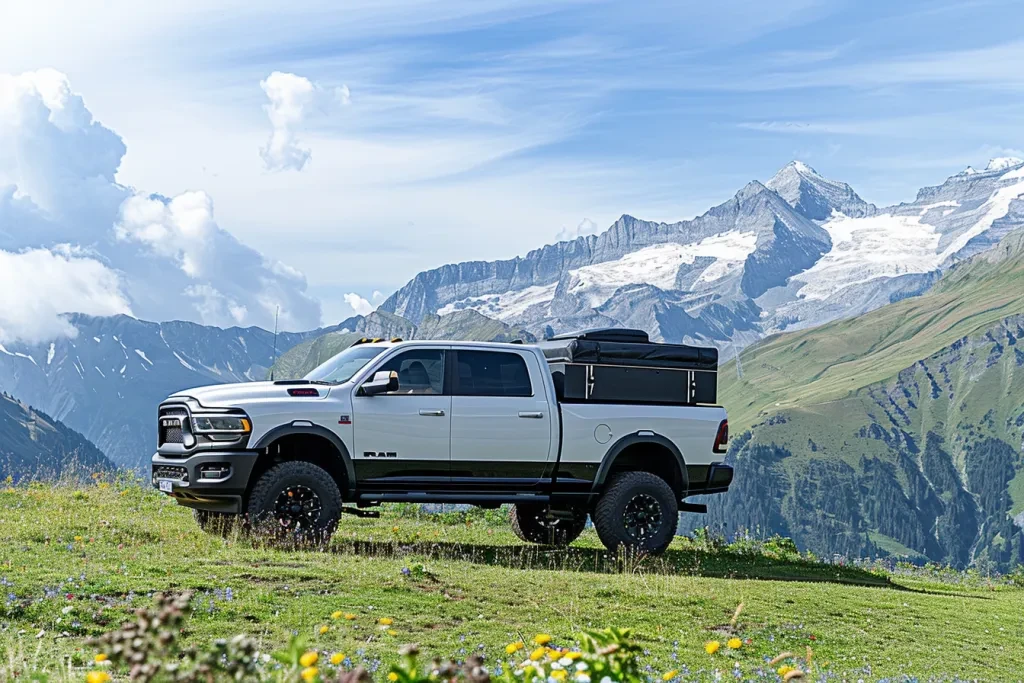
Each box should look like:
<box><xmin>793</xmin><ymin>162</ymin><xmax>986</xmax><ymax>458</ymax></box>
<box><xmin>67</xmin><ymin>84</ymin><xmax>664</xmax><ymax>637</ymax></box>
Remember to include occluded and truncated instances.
<box><xmin>576</xmin><ymin>662</ymin><xmax>589</xmax><ymax>671</ymax></box>
<box><xmin>576</xmin><ymin>676</ymin><xmax>591</xmax><ymax>683</ymax></box>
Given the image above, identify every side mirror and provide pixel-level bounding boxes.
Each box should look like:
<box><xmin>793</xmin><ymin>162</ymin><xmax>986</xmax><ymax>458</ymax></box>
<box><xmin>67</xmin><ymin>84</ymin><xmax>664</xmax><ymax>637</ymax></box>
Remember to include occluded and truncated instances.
<box><xmin>362</xmin><ymin>370</ymin><xmax>399</xmax><ymax>396</ymax></box>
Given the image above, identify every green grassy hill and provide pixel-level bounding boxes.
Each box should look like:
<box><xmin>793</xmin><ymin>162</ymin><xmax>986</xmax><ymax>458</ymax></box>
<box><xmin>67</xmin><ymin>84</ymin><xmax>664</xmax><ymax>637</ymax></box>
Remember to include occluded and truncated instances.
<box><xmin>272</xmin><ymin>310</ymin><xmax>535</xmax><ymax>380</ymax></box>
<box><xmin>2</xmin><ymin>484</ymin><xmax>1022</xmax><ymax>681</ymax></box>
<box><xmin>0</xmin><ymin>392</ymin><xmax>111</xmax><ymax>480</ymax></box>
<box><xmin>707</xmin><ymin>231</ymin><xmax>1024</xmax><ymax>570</ymax></box>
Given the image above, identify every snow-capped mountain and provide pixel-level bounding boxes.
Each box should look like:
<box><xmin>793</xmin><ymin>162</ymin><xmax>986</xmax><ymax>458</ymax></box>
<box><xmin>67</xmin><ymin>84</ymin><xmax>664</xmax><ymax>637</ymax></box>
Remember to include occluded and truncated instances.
<box><xmin>382</xmin><ymin>159</ymin><xmax>1024</xmax><ymax>351</ymax></box>
<box><xmin>0</xmin><ymin>315</ymin><xmax>354</xmax><ymax>468</ymax></box>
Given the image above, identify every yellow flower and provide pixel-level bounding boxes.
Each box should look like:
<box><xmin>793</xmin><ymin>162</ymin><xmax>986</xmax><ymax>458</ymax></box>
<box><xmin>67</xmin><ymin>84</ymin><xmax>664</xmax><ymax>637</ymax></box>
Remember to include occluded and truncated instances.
<box><xmin>778</xmin><ymin>665</ymin><xmax>794</xmax><ymax>676</ymax></box>
<box><xmin>387</xmin><ymin>629</ymin><xmax>398</xmax><ymax>636</ymax></box>
<box><xmin>704</xmin><ymin>641</ymin><xmax>720</xmax><ymax>655</ymax></box>
<box><xmin>86</xmin><ymin>673</ymin><xmax>111</xmax><ymax>683</ymax></box>
<box><xmin>378</xmin><ymin>617</ymin><xmax>394</xmax><ymax>626</ymax></box>
<box><xmin>388</xmin><ymin>673</ymin><xmax>399</xmax><ymax>682</ymax></box>
<box><xmin>331</xmin><ymin>653</ymin><xmax>345</xmax><ymax>665</ymax></box>
<box><xmin>727</xmin><ymin>638</ymin><xmax>742</xmax><ymax>650</ymax></box>
<box><xmin>392</xmin><ymin>526</ymin><xmax>400</xmax><ymax>532</ymax></box>
<box><xmin>563</xmin><ymin>652</ymin><xmax>582</xmax><ymax>661</ymax></box>
<box><xmin>344</xmin><ymin>613</ymin><xmax>357</xmax><ymax>620</ymax></box>
<box><xmin>74</xmin><ymin>536</ymin><xmax>83</xmax><ymax>541</ymax></box>
<box><xmin>505</xmin><ymin>641</ymin><xmax>524</xmax><ymax>655</ymax></box>
<box><xmin>299</xmin><ymin>651</ymin><xmax>319</xmax><ymax>667</ymax></box>
<box><xmin>529</xmin><ymin>647</ymin><xmax>546</xmax><ymax>661</ymax></box>
<box><xmin>300</xmin><ymin>666</ymin><xmax>319</xmax><ymax>681</ymax></box>
<box><xmin>319</xmin><ymin>625</ymin><xmax>330</xmax><ymax>635</ymax></box>
<box><xmin>331</xmin><ymin>611</ymin><xmax>344</xmax><ymax>620</ymax></box>
<box><xmin>94</xmin><ymin>654</ymin><xmax>108</xmax><ymax>663</ymax></box>
<box><xmin>551</xmin><ymin>671</ymin><xmax>567</xmax><ymax>682</ymax></box>
<box><xmin>662</xmin><ymin>671</ymin><xmax>678</xmax><ymax>681</ymax></box>
<box><xmin>533</xmin><ymin>634</ymin><xmax>552</xmax><ymax>646</ymax></box>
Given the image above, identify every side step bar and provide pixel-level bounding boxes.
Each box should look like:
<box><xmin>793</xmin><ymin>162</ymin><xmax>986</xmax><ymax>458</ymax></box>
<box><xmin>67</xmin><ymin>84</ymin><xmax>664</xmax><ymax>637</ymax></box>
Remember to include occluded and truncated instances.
<box><xmin>679</xmin><ymin>502</ymin><xmax>708</xmax><ymax>514</ymax></box>
<box><xmin>356</xmin><ymin>492</ymin><xmax>552</xmax><ymax>505</ymax></box>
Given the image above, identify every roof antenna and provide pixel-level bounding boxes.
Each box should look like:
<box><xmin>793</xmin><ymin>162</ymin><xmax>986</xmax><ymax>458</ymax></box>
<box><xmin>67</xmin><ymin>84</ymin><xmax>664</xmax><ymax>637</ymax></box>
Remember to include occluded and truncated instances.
<box><xmin>270</xmin><ymin>306</ymin><xmax>280</xmax><ymax>381</ymax></box>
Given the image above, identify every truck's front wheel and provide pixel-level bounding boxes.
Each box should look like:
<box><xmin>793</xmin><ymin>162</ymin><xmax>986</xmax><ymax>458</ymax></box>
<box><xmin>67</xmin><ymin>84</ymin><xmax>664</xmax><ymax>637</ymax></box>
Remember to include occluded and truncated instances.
<box><xmin>593</xmin><ymin>471</ymin><xmax>677</xmax><ymax>555</ymax></box>
<box><xmin>246</xmin><ymin>461</ymin><xmax>342</xmax><ymax>544</ymax></box>
<box><xmin>509</xmin><ymin>504</ymin><xmax>587</xmax><ymax>546</ymax></box>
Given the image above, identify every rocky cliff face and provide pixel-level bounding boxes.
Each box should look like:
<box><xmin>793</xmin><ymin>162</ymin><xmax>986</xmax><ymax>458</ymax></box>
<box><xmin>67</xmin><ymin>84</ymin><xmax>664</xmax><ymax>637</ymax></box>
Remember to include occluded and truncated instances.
<box><xmin>383</xmin><ymin>159</ymin><xmax>1024</xmax><ymax>357</ymax></box>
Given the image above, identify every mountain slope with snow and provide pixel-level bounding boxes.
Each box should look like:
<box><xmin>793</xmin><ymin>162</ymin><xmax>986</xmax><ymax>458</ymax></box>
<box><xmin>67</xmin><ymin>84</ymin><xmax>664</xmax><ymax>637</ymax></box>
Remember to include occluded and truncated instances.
<box><xmin>383</xmin><ymin>158</ymin><xmax>1024</xmax><ymax>352</ymax></box>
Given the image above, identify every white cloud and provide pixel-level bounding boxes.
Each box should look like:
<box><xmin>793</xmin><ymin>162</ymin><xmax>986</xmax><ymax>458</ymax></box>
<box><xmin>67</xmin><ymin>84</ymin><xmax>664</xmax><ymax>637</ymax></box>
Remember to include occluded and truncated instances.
<box><xmin>259</xmin><ymin>71</ymin><xmax>350</xmax><ymax>172</ymax></box>
<box><xmin>343</xmin><ymin>292</ymin><xmax>375</xmax><ymax>316</ymax></box>
<box><xmin>115</xmin><ymin>191</ymin><xmax>216</xmax><ymax>277</ymax></box>
<box><xmin>371</xmin><ymin>290</ymin><xmax>385</xmax><ymax>301</ymax></box>
<box><xmin>555</xmin><ymin>218</ymin><xmax>600</xmax><ymax>242</ymax></box>
<box><xmin>0</xmin><ymin>69</ymin><xmax>322</xmax><ymax>335</ymax></box>
<box><xmin>0</xmin><ymin>247</ymin><xmax>132</xmax><ymax>344</ymax></box>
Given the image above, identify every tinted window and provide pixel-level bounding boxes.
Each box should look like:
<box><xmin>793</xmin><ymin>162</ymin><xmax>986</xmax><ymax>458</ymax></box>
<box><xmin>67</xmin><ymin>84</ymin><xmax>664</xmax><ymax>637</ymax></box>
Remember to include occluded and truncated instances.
<box><xmin>455</xmin><ymin>351</ymin><xmax>532</xmax><ymax>397</ymax></box>
<box><xmin>374</xmin><ymin>349</ymin><xmax>445</xmax><ymax>395</ymax></box>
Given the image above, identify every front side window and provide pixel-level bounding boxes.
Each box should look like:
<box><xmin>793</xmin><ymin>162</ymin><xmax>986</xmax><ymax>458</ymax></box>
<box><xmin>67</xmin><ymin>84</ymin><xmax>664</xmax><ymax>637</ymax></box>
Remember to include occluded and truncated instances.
<box><xmin>455</xmin><ymin>351</ymin><xmax>532</xmax><ymax>397</ymax></box>
<box><xmin>373</xmin><ymin>349</ymin><xmax>445</xmax><ymax>395</ymax></box>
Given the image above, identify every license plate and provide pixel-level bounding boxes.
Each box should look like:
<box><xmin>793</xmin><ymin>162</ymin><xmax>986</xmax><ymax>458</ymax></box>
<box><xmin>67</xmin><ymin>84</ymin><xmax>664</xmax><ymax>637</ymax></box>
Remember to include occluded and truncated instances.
<box><xmin>158</xmin><ymin>480</ymin><xmax>174</xmax><ymax>493</ymax></box>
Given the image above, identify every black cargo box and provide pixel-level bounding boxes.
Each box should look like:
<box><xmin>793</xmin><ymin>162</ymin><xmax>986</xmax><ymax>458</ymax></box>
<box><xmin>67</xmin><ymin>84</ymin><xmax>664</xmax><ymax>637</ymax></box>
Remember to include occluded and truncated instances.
<box><xmin>538</xmin><ymin>329</ymin><xmax>718</xmax><ymax>405</ymax></box>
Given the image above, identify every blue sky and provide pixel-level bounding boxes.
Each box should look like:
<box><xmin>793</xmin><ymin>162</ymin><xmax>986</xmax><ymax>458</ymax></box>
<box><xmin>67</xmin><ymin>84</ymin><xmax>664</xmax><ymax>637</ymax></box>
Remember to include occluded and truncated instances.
<box><xmin>4</xmin><ymin>0</ymin><xmax>1024</xmax><ymax>324</ymax></box>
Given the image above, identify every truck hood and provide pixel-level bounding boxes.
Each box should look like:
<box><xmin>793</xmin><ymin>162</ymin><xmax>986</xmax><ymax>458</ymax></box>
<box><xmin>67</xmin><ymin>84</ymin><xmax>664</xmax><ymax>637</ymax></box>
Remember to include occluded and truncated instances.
<box><xmin>170</xmin><ymin>381</ymin><xmax>335</xmax><ymax>407</ymax></box>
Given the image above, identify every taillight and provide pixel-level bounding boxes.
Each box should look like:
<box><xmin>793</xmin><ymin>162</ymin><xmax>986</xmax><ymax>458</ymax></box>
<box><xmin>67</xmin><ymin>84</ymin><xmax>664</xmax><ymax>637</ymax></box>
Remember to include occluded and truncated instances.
<box><xmin>288</xmin><ymin>388</ymin><xmax>320</xmax><ymax>397</ymax></box>
<box><xmin>712</xmin><ymin>419</ymin><xmax>729</xmax><ymax>454</ymax></box>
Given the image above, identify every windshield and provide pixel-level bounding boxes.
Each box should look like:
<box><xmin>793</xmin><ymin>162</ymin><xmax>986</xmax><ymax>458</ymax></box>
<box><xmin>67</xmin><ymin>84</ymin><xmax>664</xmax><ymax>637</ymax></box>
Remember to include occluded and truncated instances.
<box><xmin>304</xmin><ymin>345</ymin><xmax>388</xmax><ymax>384</ymax></box>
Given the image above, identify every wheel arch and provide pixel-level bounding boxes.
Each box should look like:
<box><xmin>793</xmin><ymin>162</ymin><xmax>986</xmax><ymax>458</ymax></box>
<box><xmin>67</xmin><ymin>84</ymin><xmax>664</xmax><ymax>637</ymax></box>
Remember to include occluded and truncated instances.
<box><xmin>250</xmin><ymin>425</ymin><xmax>356</xmax><ymax>498</ymax></box>
<box><xmin>592</xmin><ymin>432</ymin><xmax>688</xmax><ymax>499</ymax></box>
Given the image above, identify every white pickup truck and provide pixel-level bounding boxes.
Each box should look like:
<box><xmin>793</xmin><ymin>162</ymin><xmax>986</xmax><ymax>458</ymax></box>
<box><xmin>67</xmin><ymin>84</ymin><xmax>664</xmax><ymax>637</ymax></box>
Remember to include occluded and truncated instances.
<box><xmin>151</xmin><ymin>329</ymin><xmax>732</xmax><ymax>554</ymax></box>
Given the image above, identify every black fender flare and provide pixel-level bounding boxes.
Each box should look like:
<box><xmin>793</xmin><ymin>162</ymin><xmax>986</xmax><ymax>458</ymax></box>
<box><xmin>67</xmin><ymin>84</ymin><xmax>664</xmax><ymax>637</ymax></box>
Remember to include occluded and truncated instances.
<box><xmin>592</xmin><ymin>432</ymin><xmax>688</xmax><ymax>494</ymax></box>
<box><xmin>252</xmin><ymin>424</ymin><xmax>356</xmax><ymax>496</ymax></box>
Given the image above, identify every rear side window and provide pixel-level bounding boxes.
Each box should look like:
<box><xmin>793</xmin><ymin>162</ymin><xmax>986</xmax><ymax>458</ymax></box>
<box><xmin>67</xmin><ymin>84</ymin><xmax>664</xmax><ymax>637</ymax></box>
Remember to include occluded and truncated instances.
<box><xmin>455</xmin><ymin>351</ymin><xmax>532</xmax><ymax>397</ymax></box>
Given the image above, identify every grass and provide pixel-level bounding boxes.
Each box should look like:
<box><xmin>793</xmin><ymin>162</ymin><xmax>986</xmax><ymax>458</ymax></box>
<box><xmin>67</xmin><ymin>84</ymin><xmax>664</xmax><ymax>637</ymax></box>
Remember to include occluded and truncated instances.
<box><xmin>2</xmin><ymin>483</ymin><xmax>1023</xmax><ymax>681</ymax></box>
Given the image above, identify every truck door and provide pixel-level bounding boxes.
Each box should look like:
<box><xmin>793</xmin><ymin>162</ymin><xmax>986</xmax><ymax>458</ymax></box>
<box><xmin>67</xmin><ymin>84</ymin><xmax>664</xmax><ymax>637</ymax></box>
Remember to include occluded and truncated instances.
<box><xmin>351</xmin><ymin>347</ymin><xmax>451</xmax><ymax>487</ymax></box>
<box><xmin>449</xmin><ymin>349</ymin><xmax>555</xmax><ymax>485</ymax></box>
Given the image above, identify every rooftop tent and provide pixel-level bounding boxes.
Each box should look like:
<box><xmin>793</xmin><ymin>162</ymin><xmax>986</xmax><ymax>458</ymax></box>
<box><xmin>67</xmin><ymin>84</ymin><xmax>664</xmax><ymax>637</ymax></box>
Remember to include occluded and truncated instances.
<box><xmin>537</xmin><ymin>328</ymin><xmax>719</xmax><ymax>405</ymax></box>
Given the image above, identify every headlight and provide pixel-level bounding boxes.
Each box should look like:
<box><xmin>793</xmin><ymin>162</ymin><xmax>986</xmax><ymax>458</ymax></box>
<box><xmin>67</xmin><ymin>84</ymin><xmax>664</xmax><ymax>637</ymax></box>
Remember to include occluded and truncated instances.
<box><xmin>191</xmin><ymin>415</ymin><xmax>251</xmax><ymax>434</ymax></box>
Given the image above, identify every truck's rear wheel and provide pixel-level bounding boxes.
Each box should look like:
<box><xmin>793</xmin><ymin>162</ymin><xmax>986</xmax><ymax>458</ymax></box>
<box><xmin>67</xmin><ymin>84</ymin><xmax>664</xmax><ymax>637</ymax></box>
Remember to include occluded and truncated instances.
<box><xmin>193</xmin><ymin>509</ymin><xmax>238</xmax><ymax>537</ymax></box>
<box><xmin>509</xmin><ymin>504</ymin><xmax>587</xmax><ymax>546</ymax></box>
<box><xmin>593</xmin><ymin>471</ymin><xmax>677</xmax><ymax>555</ymax></box>
<box><xmin>246</xmin><ymin>461</ymin><xmax>342</xmax><ymax>545</ymax></box>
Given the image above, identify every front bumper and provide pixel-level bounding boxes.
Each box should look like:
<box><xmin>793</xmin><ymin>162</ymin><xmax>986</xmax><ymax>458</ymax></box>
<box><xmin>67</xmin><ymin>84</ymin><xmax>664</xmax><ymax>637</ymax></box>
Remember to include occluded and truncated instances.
<box><xmin>151</xmin><ymin>450</ymin><xmax>259</xmax><ymax>514</ymax></box>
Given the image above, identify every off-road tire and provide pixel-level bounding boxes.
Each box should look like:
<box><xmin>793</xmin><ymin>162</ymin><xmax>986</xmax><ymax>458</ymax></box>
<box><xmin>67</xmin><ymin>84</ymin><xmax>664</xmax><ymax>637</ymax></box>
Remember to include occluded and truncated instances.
<box><xmin>246</xmin><ymin>461</ymin><xmax>342</xmax><ymax>545</ymax></box>
<box><xmin>509</xmin><ymin>504</ymin><xmax>588</xmax><ymax>546</ymax></box>
<box><xmin>193</xmin><ymin>509</ymin><xmax>239</xmax><ymax>537</ymax></box>
<box><xmin>593</xmin><ymin>471</ymin><xmax>677</xmax><ymax>555</ymax></box>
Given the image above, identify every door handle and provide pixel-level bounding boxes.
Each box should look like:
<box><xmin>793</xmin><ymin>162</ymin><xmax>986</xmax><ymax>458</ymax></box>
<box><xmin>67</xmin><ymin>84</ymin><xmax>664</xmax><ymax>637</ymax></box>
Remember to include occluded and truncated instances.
<box><xmin>418</xmin><ymin>409</ymin><xmax>445</xmax><ymax>417</ymax></box>
<box><xmin>518</xmin><ymin>411</ymin><xmax>544</xmax><ymax>419</ymax></box>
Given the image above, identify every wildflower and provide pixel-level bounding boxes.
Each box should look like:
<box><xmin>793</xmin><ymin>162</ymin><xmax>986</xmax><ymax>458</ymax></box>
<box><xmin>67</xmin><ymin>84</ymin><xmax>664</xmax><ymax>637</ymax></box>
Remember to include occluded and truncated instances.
<box><xmin>392</xmin><ymin>526</ymin><xmax>400</xmax><ymax>533</ymax></box>
<box><xmin>331</xmin><ymin>611</ymin><xmax>344</xmax><ymax>620</ymax></box>
<box><xmin>319</xmin><ymin>625</ymin><xmax>330</xmax><ymax>635</ymax></box>
<box><xmin>534</xmin><ymin>634</ymin><xmax>552</xmax><ymax>646</ymax></box>
<box><xmin>86</xmin><ymin>673</ymin><xmax>111</xmax><ymax>683</ymax></box>
<box><xmin>301</xmin><ymin>666</ymin><xmax>319</xmax><ymax>681</ymax></box>
<box><xmin>74</xmin><ymin>536</ymin><xmax>83</xmax><ymax>542</ymax></box>
<box><xmin>344</xmin><ymin>613</ymin><xmax>357</xmax><ymax>620</ymax></box>
<box><xmin>777</xmin><ymin>665</ymin><xmax>794</xmax><ymax>676</ymax></box>
<box><xmin>388</xmin><ymin>673</ymin><xmax>399</xmax><ymax>682</ymax></box>
<box><xmin>704</xmin><ymin>641</ymin><xmax>720</xmax><ymax>655</ymax></box>
<box><xmin>564</xmin><ymin>652</ymin><xmax>582</xmax><ymax>661</ymax></box>
<box><xmin>552</xmin><ymin>670</ymin><xmax>567</xmax><ymax>681</ymax></box>
<box><xmin>662</xmin><ymin>671</ymin><xmax>678</xmax><ymax>681</ymax></box>
<box><xmin>576</xmin><ymin>675</ymin><xmax>591</xmax><ymax>683</ymax></box>
<box><xmin>387</xmin><ymin>629</ymin><xmax>398</xmax><ymax>636</ymax></box>
<box><xmin>506</xmin><ymin>641</ymin><xmax>525</xmax><ymax>655</ymax></box>
<box><xmin>299</xmin><ymin>651</ymin><xmax>319</xmax><ymax>667</ymax></box>
<box><xmin>530</xmin><ymin>647</ymin><xmax>546</xmax><ymax>661</ymax></box>
<box><xmin>378</xmin><ymin>617</ymin><xmax>393</xmax><ymax>626</ymax></box>
<box><xmin>727</xmin><ymin>638</ymin><xmax>742</xmax><ymax>650</ymax></box>
<box><xmin>331</xmin><ymin>653</ymin><xmax>345</xmax><ymax>665</ymax></box>
<box><xmin>94</xmin><ymin>654</ymin><xmax>108</xmax><ymax>663</ymax></box>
